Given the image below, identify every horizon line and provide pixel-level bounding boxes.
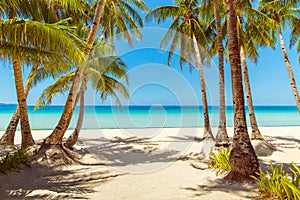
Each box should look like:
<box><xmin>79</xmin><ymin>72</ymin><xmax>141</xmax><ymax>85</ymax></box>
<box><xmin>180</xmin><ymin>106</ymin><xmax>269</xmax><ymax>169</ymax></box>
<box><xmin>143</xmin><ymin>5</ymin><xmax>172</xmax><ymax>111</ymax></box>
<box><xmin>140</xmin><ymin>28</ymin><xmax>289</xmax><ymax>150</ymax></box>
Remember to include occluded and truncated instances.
<box><xmin>1</xmin><ymin>103</ymin><xmax>297</xmax><ymax>107</ymax></box>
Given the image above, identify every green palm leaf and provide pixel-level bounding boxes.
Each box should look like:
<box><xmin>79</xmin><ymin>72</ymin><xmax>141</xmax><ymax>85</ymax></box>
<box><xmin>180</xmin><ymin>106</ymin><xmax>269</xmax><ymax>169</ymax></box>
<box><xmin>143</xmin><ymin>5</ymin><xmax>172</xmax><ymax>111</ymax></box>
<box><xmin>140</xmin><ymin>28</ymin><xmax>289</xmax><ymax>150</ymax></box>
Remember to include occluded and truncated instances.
<box><xmin>35</xmin><ymin>42</ymin><xmax>129</xmax><ymax>110</ymax></box>
<box><xmin>34</xmin><ymin>72</ymin><xmax>75</xmax><ymax>110</ymax></box>
<box><xmin>0</xmin><ymin>18</ymin><xmax>84</xmax><ymax>66</ymax></box>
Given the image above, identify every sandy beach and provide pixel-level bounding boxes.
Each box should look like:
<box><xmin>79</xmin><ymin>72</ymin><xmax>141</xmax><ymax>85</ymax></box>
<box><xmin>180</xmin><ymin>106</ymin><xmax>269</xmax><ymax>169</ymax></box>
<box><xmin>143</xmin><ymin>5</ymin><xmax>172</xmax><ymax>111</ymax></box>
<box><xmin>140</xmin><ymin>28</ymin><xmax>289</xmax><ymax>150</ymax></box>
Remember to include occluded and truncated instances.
<box><xmin>0</xmin><ymin>127</ymin><xmax>299</xmax><ymax>199</ymax></box>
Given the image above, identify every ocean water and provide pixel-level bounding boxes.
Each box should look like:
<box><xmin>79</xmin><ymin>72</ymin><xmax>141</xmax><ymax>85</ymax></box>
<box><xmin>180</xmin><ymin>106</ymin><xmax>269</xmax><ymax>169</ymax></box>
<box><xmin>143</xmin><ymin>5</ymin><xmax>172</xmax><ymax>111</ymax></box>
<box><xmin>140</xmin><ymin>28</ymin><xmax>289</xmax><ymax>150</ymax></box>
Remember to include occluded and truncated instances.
<box><xmin>0</xmin><ymin>105</ymin><xmax>299</xmax><ymax>131</ymax></box>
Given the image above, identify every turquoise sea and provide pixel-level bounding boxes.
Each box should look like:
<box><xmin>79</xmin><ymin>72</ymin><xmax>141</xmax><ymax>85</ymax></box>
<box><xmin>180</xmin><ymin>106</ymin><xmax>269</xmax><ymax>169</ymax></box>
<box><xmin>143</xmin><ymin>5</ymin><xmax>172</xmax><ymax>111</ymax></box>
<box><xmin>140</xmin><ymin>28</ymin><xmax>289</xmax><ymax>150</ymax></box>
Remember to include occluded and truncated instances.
<box><xmin>0</xmin><ymin>105</ymin><xmax>299</xmax><ymax>130</ymax></box>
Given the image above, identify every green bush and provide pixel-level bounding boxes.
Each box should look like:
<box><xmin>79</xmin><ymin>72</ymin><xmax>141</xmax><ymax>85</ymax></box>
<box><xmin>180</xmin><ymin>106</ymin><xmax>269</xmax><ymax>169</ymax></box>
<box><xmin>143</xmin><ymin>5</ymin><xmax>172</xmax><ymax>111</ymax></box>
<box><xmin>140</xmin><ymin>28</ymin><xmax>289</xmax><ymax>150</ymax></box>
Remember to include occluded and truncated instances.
<box><xmin>252</xmin><ymin>162</ymin><xmax>300</xmax><ymax>200</ymax></box>
<box><xmin>208</xmin><ymin>147</ymin><xmax>231</xmax><ymax>175</ymax></box>
<box><xmin>0</xmin><ymin>149</ymin><xmax>31</xmax><ymax>173</ymax></box>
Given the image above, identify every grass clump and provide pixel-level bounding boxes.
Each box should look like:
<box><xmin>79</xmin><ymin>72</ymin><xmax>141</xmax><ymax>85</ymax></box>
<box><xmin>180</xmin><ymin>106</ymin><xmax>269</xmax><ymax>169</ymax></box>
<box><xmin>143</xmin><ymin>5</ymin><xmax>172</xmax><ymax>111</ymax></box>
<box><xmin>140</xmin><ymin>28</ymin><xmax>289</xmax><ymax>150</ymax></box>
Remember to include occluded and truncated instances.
<box><xmin>252</xmin><ymin>162</ymin><xmax>300</xmax><ymax>200</ymax></box>
<box><xmin>0</xmin><ymin>149</ymin><xmax>31</xmax><ymax>173</ymax></box>
<box><xmin>208</xmin><ymin>147</ymin><xmax>231</xmax><ymax>175</ymax></box>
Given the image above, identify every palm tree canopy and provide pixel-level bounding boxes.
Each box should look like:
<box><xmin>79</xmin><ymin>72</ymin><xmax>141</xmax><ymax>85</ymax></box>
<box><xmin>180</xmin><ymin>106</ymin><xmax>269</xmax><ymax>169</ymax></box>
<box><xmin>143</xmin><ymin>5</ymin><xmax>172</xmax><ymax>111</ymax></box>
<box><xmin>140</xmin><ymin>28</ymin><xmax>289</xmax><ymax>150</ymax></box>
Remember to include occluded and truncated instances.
<box><xmin>100</xmin><ymin>0</ymin><xmax>148</xmax><ymax>46</ymax></box>
<box><xmin>259</xmin><ymin>0</ymin><xmax>300</xmax><ymax>61</ymax></box>
<box><xmin>0</xmin><ymin>18</ymin><xmax>85</xmax><ymax>67</ymax></box>
<box><xmin>34</xmin><ymin>42</ymin><xmax>129</xmax><ymax>110</ymax></box>
<box><xmin>208</xmin><ymin>1</ymin><xmax>277</xmax><ymax>64</ymax></box>
<box><xmin>145</xmin><ymin>0</ymin><xmax>213</xmax><ymax>70</ymax></box>
<box><xmin>237</xmin><ymin>1</ymin><xmax>277</xmax><ymax>63</ymax></box>
<box><xmin>0</xmin><ymin>0</ymin><xmax>88</xmax><ymax>21</ymax></box>
<box><xmin>0</xmin><ymin>0</ymin><xmax>90</xmax><ymax>110</ymax></box>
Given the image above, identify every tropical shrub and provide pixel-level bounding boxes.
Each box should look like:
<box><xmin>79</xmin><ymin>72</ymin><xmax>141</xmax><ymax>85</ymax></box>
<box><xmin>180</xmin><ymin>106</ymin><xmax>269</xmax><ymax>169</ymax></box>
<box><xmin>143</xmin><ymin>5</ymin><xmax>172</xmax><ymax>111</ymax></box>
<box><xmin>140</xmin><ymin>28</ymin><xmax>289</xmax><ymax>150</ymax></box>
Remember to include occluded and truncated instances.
<box><xmin>0</xmin><ymin>149</ymin><xmax>31</xmax><ymax>173</ymax></box>
<box><xmin>252</xmin><ymin>162</ymin><xmax>300</xmax><ymax>200</ymax></box>
<box><xmin>208</xmin><ymin>147</ymin><xmax>231</xmax><ymax>175</ymax></box>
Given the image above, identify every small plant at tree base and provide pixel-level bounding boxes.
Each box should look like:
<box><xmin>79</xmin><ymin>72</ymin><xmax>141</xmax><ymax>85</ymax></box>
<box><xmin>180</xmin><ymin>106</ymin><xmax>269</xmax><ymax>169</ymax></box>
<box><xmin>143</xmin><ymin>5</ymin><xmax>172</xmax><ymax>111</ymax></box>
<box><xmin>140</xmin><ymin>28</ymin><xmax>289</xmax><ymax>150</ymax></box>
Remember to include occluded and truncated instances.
<box><xmin>252</xmin><ymin>162</ymin><xmax>300</xmax><ymax>200</ymax></box>
<box><xmin>208</xmin><ymin>147</ymin><xmax>231</xmax><ymax>175</ymax></box>
<box><xmin>0</xmin><ymin>149</ymin><xmax>31</xmax><ymax>173</ymax></box>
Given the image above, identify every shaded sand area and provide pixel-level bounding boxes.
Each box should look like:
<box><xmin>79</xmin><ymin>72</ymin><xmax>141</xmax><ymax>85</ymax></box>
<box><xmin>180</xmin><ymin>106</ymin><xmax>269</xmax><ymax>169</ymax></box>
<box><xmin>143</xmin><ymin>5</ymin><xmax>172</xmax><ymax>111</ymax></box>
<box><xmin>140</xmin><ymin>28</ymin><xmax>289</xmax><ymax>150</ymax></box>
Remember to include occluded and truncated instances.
<box><xmin>0</xmin><ymin>127</ymin><xmax>299</xmax><ymax>199</ymax></box>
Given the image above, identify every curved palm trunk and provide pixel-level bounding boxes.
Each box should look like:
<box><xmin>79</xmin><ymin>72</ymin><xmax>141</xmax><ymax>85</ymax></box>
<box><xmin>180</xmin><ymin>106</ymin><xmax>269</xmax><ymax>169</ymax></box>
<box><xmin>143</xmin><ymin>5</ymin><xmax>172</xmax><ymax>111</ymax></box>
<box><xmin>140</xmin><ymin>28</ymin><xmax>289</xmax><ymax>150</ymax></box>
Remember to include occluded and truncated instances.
<box><xmin>277</xmin><ymin>24</ymin><xmax>300</xmax><ymax>114</ymax></box>
<box><xmin>214</xmin><ymin>0</ymin><xmax>229</xmax><ymax>146</ymax></box>
<box><xmin>65</xmin><ymin>83</ymin><xmax>85</xmax><ymax>148</ymax></box>
<box><xmin>192</xmin><ymin>34</ymin><xmax>214</xmax><ymax>140</ymax></box>
<box><xmin>240</xmin><ymin>47</ymin><xmax>264</xmax><ymax>140</ymax></box>
<box><xmin>0</xmin><ymin>64</ymin><xmax>38</xmax><ymax>146</ymax></box>
<box><xmin>226</xmin><ymin>1</ymin><xmax>258</xmax><ymax>181</ymax></box>
<box><xmin>12</xmin><ymin>60</ymin><xmax>35</xmax><ymax>148</ymax></box>
<box><xmin>41</xmin><ymin>0</ymin><xmax>106</xmax><ymax>147</ymax></box>
<box><xmin>0</xmin><ymin>109</ymin><xmax>19</xmax><ymax>146</ymax></box>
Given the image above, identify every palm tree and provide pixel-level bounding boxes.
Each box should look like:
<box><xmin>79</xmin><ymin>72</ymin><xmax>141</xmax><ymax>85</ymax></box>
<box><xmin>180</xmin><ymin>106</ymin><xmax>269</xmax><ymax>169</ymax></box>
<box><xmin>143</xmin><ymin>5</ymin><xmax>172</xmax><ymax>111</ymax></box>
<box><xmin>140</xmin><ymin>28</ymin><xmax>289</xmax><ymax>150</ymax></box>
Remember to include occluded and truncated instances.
<box><xmin>0</xmin><ymin>0</ymin><xmax>88</xmax><ymax>147</ymax></box>
<box><xmin>0</xmin><ymin>17</ymin><xmax>84</xmax><ymax>148</ymax></box>
<box><xmin>34</xmin><ymin>43</ymin><xmax>129</xmax><ymax>149</ymax></box>
<box><xmin>38</xmin><ymin>0</ymin><xmax>106</xmax><ymax>156</ymax></box>
<box><xmin>259</xmin><ymin>0</ymin><xmax>300</xmax><ymax>114</ymax></box>
<box><xmin>210</xmin><ymin>1</ymin><xmax>276</xmax><ymax>141</ymax></box>
<box><xmin>37</xmin><ymin>0</ymin><xmax>146</xmax><ymax>162</ymax></box>
<box><xmin>1</xmin><ymin>1</ymin><xmax>34</xmax><ymax>148</ymax></box>
<box><xmin>211</xmin><ymin>0</ymin><xmax>229</xmax><ymax>146</ymax></box>
<box><xmin>65</xmin><ymin>44</ymin><xmax>129</xmax><ymax>148</ymax></box>
<box><xmin>235</xmin><ymin>1</ymin><xmax>277</xmax><ymax>140</ymax></box>
<box><xmin>146</xmin><ymin>0</ymin><xmax>215</xmax><ymax>140</ymax></box>
<box><xmin>240</xmin><ymin>46</ymin><xmax>263</xmax><ymax>140</ymax></box>
<box><xmin>225</xmin><ymin>0</ymin><xmax>259</xmax><ymax>181</ymax></box>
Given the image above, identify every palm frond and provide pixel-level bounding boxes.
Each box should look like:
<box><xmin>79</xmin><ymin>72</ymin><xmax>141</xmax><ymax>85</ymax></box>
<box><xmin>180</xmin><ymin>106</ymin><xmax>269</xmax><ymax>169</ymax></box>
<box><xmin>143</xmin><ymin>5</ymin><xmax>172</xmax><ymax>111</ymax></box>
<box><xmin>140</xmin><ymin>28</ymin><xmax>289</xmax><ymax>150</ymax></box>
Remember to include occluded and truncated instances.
<box><xmin>145</xmin><ymin>6</ymin><xmax>180</xmax><ymax>24</ymax></box>
<box><xmin>44</xmin><ymin>0</ymin><xmax>87</xmax><ymax>15</ymax></box>
<box><xmin>0</xmin><ymin>18</ymin><xmax>84</xmax><ymax>66</ymax></box>
<box><xmin>34</xmin><ymin>72</ymin><xmax>75</xmax><ymax>110</ymax></box>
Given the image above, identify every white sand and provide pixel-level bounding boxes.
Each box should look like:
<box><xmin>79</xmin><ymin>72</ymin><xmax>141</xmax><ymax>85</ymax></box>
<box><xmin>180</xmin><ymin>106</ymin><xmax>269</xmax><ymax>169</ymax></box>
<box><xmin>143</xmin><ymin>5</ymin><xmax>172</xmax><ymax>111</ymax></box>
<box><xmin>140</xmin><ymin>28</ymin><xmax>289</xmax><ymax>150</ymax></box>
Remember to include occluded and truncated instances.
<box><xmin>0</xmin><ymin>127</ymin><xmax>299</xmax><ymax>199</ymax></box>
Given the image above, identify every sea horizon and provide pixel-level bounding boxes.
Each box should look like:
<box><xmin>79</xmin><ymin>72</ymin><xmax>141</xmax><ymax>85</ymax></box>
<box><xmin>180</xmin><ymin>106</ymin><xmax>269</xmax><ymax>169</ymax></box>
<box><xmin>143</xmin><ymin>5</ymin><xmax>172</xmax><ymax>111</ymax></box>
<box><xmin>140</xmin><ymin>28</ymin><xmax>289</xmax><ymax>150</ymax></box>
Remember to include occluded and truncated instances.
<box><xmin>0</xmin><ymin>105</ymin><xmax>299</xmax><ymax>131</ymax></box>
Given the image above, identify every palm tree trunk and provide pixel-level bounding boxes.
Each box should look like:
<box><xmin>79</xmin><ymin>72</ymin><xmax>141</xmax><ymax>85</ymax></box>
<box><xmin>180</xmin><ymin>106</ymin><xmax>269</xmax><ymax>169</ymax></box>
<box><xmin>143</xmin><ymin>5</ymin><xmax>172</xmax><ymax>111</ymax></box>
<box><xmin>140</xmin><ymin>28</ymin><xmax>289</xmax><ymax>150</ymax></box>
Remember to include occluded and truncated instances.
<box><xmin>0</xmin><ymin>64</ymin><xmax>38</xmax><ymax>146</ymax></box>
<box><xmin>226</xmin><ymin>0</ymin><xmax>258</xmax><ymax>181</ymax></box>
<box><xmin>192</xmin><ymin>34</ymin><xmax>214</xmax><ymax>140</ymax></box>
<box><xmin>65</xmin><ymin>83</ymin><xmax>85</xmax><ymax>148</ymax></box>
<box><xmin>277</xmin><ymin>24</ymin><xmax>300</xmax><ymax>114</ymax></box>
<box><xmin>240</xmin><ymin>47</ymin><xmax>264</xmax><ymax>140</ymax></box>
<box><xmin>214</xmin><ymin>0</ymin><xmax>229</xmax><ymax>146</ymax></box>
<box><xmin>41</xmin><ymin>0</ymin><xmax>106</xmax><ymax>146</ymax></box>
<box><xmin>0</xmin><ymin>109</ymin><xmax>19</xmax><ymax>146</ymax></box>
<box><xmin>12</xmin><ymin>60</ymin><xmax>35</xmax><ymax>148</ymax></box>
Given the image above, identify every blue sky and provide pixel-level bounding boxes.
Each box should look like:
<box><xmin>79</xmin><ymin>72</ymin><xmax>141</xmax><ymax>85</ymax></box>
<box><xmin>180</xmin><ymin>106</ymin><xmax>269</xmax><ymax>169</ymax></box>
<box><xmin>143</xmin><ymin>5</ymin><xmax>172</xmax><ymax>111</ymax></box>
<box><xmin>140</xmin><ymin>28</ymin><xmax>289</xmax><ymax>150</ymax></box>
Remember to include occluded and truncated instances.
<box><xmin>0</xmin><ymin>0</ymin><xmax>299</xmax><ymax>106</ymax></box>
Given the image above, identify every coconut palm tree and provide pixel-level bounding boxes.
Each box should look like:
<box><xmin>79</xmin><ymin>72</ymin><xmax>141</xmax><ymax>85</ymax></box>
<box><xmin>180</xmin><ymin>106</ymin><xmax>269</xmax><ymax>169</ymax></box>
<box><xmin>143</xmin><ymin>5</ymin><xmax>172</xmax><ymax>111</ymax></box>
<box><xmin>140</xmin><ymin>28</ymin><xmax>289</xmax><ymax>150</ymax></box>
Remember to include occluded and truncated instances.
<box><xmin>38</xmin><ymin>0</ymin><xmax>106</xmax><ymax>156</ymax></box>
<box><xmin>146</xmin><ymin>0</ymin><xmax>215</xmax><ymax>140</ymax></box>
<box><xmin>0</xmin><ymin>0</ymin><xmax>89</xmax><ymax>147</ymax></box>
<box><xmin>209</xmin><ymin>0</ymin><xmax>229</xmax><ymax>146</ymax></box>
<box><xmin>225</xmin><ymin>0</ymin><xmax>259</xmax><ymax>181</ymax></box>
<box><xmin>210</xmin><ymin>0</ymin><xmax>276</xmax><ymax>140</ymax></box>
<box><xmin>235</xmin><ymin>1</ymin><xmax>276</xmax><ymax>140</ymax></box>
<box><xmin>34</xmin><ymin>43</ymin><xmax>129</xmax><ymax>149</ymax></box>
<box><xmin>37</xmin><ymin>0</ymin><xmax>146</xmax><ymax>163</ymax></box>
<box><xmin>0</xmin><ymin>17</ymin><xmax>84</xmax><ymax>148</ymax></box>
<box><xmin>259</xmin><ymin>0</ymin><xmax>300</xmax><ymax>114</ymax></box>
<box><xmin>65</xmin><ymin>44</ymin><xmax>129</xmax><ymax>148</ymax></box>
<box><xmin>0</xmin><ymin>0</ymin><xmax>33</xmax><ymax>148</ymax></box>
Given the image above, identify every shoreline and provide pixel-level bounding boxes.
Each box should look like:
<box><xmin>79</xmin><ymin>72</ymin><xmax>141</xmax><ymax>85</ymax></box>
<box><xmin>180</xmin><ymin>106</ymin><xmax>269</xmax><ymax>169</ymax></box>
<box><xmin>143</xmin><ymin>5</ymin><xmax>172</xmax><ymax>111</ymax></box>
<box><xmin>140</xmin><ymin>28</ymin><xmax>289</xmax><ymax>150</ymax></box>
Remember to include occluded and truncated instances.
<box><xmin>1</xmin><ymin>125</ymin><xmax>300</xmax><ymax>131</ymax></box>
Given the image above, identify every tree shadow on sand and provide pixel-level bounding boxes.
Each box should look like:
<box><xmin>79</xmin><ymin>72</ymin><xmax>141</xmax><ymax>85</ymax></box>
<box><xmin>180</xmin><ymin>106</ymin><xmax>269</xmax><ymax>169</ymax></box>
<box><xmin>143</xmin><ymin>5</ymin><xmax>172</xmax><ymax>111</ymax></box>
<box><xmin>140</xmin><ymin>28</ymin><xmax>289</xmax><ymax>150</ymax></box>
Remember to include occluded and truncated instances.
<box><xmin>80</xmin><ymin>137</ymin><xmax>181</xmax><ymax>167</ymax></box>
<box><xmin>183</xmin><ymin>178</ymin><xmax>257</xmax><ymax>199</ymax></box>
<box><xmin>269</xmin><ymin>136</ymin><xmax>300</xmax><ymax>148</ymax></box>
<box><xmin>259</xmin><ymin>158</ymin><xmax>300</xmax><ymax>174</ymax></box>
<box><xmin>167</xmin><ymin>135</ymin><xmax>203</xmax><ymax>142</ymax></box>
<box><xmin>0</xmin><ymin>163</ymin><xmax>124</xmax><ymax>199</ymax></box>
